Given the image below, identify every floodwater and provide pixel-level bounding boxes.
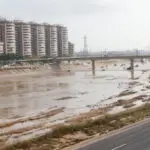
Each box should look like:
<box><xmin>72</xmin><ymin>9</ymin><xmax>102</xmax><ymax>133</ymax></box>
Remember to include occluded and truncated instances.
<box><xmin>0</xmin><ymin>60</ymin><xmax>150</xmax><ymax>146</ymax></box>
<box><xmin>0</xmin><ymin>63</ymin><xmax>130</xmax><ymax>119</ymax></box>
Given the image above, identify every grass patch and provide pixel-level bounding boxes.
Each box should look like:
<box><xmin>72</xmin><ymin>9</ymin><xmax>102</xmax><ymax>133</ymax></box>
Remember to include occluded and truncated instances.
<box><xmin>4</xmin><ymin>104</ymin><xmax>150</xmax><ymax>150</ymax></box>
<box><xmin>118</xmin><ymin>90</ymin><xmax>136</xmax><ymax>97</ymax></box>
<box><xmin>114</xmin><ymin>95</ymin><xmax>147</xmax><ymax>107</ymax></box>
<box><xmin>123</xmin><ymin>103</ymin><xmax>136</xmax><ymax>108</ymax></box>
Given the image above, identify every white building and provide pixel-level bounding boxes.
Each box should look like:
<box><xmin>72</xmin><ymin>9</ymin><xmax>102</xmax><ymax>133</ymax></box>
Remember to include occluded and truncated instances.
<box><xmin>57</xmin><ymin>25</ymin><xmax>68</xmax><ymax>57</ymax></box>
<box><xmin>30</xmin><ymin>23</ymin><xmax>46</xmax><ymax>57</ymax></box>
<box><xmin>45</xmin><ymin>24</ymin><xmax>58</xmax><ymax>57</ymax></box>
<box><xmin>0</xmin><ymin>42</ymin><xmax>4</xmax><ymax>54</ymax></box>
<box><xmin>0</xmin><ymin>19</ymin><xmax>70</xmax><ymax>58</ymax></box>
<box><xmin>0</xmin><ymin>20</ymin><xmax>16</xmax><ymax>54</ymax></box>
<box><xmin>68</xmin><ymin>41</ymin><xmax>74</xmax><ymax>56</ymax></box>
<box><xmin>37</xmin><ymin>25</ymin><xmax>45</xmax><ymax>56</ymax></box>
<box><xmin>15</xmin><ymin>21</ymin><xmax>32</xmax><ymax>56</ymax></box>
<box><xmin>50</xmin><ymin>25</ymin><xmax>58</xmax><ymax>57</ymax></box>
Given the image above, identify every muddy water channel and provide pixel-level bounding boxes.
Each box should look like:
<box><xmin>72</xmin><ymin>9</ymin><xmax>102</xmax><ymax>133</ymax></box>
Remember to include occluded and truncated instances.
<box><xmin>0</xmin><ymin>70</ymin><xmax>128</xmax><ymax>119</ymax></box>
<box><xmin>0</xmin><ymin>60</ymin><xmax>149</xmax><ymax>146</ymax></box>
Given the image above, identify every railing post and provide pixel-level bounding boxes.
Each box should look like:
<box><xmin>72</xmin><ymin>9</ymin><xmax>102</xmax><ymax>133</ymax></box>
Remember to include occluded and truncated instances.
<box><xmin>130</xmin><ymin>59</ymin><xmax>134</xmax><ymax>80</ymax></box>
<box><xmin>91</xmin><ymin>60</ymin><xmax>95</xmax><ymax>76</ymax></box>
<box><xmin>68</xmin><ymin>60</ymin><xmax>71</xmax><ymax>71</ymax></box>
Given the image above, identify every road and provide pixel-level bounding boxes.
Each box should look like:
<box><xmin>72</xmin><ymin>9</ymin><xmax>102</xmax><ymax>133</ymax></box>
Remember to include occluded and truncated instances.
<box><xmin>14</xmin><ymin>54</ymin><xmax>150</xmax><ymax>63</ymax></box>
<box><xmin>78</xmin><ymin>120</ymin><xmax>150</xmax><ymax>150</ymax></box>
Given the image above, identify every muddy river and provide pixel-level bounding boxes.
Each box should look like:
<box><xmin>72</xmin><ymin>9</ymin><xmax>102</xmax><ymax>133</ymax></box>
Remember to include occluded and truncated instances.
<box><xmin>0</xmin><ymin>65</ymin><xmax>129</xmax><ymax>119</ymax></box>
<box><xmin>0</xmin><ymin>60</ymin><xmax>149</xmax><ymax>146</ymax></box>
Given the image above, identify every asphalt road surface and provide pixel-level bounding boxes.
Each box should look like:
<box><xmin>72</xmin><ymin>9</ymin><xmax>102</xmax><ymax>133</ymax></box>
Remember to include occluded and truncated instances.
<box><xmin>78</xmin><ymin>120</ymin><xmax>150</xmax><ymax>150</ymax></box>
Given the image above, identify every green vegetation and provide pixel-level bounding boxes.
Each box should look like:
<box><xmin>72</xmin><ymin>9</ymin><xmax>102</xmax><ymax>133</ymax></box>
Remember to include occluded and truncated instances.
<box><xmin>0</xmin><ymin>53</ymin><xmax>23</xmax><ymax>61</ymax></box>
<box><xmin>4</xmin><ymin>104</ymin><xmax>150</xmax><ymax>150</ymax></box>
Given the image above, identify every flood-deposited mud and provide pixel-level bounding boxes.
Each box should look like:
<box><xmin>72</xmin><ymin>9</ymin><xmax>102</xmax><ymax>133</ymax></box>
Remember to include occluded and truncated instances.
<box><xmin>1</xmin><ymin>60</ymin><xmax>150</xmax><ymax>148</ymax></box>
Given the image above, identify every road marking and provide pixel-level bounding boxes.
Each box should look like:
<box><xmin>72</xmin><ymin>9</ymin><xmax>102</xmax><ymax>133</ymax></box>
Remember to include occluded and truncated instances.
<box><xmin>112</xmin><ymin>144</ymin><xmax>127</xmax><ymax>150</ymax></box>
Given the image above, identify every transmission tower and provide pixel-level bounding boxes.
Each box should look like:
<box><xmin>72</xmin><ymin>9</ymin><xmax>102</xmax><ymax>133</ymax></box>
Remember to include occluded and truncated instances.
<box><xmin>83</xmin><ymin>35</ymin><xmax>88</xmax><ymax>55</ymax></box>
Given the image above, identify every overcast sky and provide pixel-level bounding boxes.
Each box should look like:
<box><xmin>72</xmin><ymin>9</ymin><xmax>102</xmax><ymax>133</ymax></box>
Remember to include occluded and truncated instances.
<box><xmin>1</xmin><ymin>0</ymin><xmax>150</xmax><ymax>51</ymax></box>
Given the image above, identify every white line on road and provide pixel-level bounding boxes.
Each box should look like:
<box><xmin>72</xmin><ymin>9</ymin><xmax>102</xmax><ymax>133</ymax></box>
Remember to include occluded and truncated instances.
<box><xmin>112</xmin><ymin>144</ymin><xmax>127</xmax><ymax>150</ymax></box>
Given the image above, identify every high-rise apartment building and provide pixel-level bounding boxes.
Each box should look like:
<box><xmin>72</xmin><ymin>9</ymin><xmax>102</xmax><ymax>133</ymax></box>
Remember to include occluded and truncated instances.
<box><xmin>57</xmin><ymin>25</ymin><xmax>68</xmax><ymax>57</ymax></box>
<box><xmin>0</xmin><ymin>18</ymin><xmax>72</xmax><ymax>58</ymax></box>
<box><xmin>15</xmin><ymin>21</ymin><xmax>32</xmax><ymax>56</ymax></box>
<box><xmin>0</xmin><ymin>19</ymin><xmax>16</xmax><ymax>54</ymax></box>
<box><xmin>44</xmin><ymin>24</ymin><xmax>58</xmax><ymax>57</ymax></box>
<box><xmin>0</xmin><ymin>42</ymin><xmax>4</xmax><ymax>54</ymax></box>
<box><xmin>68</xmin><ymin>42</ymin><xmax>74</xmax><ymax>56</ymax></box>
<box><xmin>30</xmin><ymin>23</ymin><xmax>46</xmax><ymax>57</ymax></box>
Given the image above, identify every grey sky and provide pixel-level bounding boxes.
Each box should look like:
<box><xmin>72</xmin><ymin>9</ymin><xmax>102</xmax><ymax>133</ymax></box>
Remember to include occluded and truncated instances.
<box><xmin>1</xmin><ymin>0</ymin><xmax>150</xmax><ymax>51</ymax></box>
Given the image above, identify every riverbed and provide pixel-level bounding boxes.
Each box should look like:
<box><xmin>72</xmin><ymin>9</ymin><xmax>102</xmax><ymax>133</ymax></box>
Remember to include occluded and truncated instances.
<box><xmin>0</xmin><ymin>59</ymin><xmax>150</xmax><ymax>147</ymax></box>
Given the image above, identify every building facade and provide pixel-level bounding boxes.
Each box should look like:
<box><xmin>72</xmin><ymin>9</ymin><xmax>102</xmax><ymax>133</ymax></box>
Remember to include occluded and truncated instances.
<box><xmin>15</xmin><ymin>21</ymin><xmax>32</xmax><ymax>56</ymax></box>
<box><xmin>45</xmin><ymin>24</ymin><xmax>58</xmax><ymax>57</ymax></box>
<box><xmin>0</xmin><ymin>18</ymin><xmax>72</xmax><ymax>58</ymax></box>
<box><xmin>68</xmin><ymin>41</ymin><xmax>74</xmax><ymax>56</ymax></box>
<box><xmin>30</xmin><ymin>23</ymin><xmax>46</xmax><ymax>57</ymax></box>
<box><xmin>57</xmin><ymin>25</ymin><xmax>68</xmax><ymax>57</ymax></box>
<box><xmin>0</xmin><ymin>42</ymin><xmax>4</xmax><ymax>54</ymax></box>
<box><xmin>0</xmin><ymin>20</ymin><xmax>16</xmax><ymax>54</ymax></box>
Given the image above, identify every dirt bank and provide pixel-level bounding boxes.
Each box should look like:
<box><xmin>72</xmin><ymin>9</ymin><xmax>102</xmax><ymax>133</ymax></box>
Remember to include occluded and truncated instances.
<box><xmin>3</xmin><ymin>104</ymin><xmax>150</xmax><ymax>150</ymax></box>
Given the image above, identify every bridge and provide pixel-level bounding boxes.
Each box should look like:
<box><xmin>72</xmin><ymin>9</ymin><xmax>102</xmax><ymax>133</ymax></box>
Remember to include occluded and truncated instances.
<box><xmin>57</xmin><ymin>55</ymin><xmax>150</xmax><ymax>79</ymax></box>
<box><xmin>2</xmin><ymin>54</ymin><xmax>150</xmax><ymax>79</ymax></box>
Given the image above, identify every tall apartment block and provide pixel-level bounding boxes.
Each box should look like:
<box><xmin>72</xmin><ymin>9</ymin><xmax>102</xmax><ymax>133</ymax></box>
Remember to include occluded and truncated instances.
<box><xmin>57</xmin><ymin>25</ymin><xmax>69</xmax><ymax>57</ymax></box>
<box><xmin>0</xmin><ymin>42</ymin><xmax>4</xmax><ymax>54</ymax></box>
<box><xmin>68</xmin><ymin>42</ymin><xmax>74</xmax><ymax>56</ymax></box>
<box><xmin>0</xmin><ymin>18</ymin><xmax>73</xmax><ymax>57</ymax></box>
<box><xmin>0</xmin><ymin>19</ymin><xmax>16</xmax><ymax>54</ymax></box>
<box><xmin>44</xmin><ymin>24</ymin><xmax>58</xmax><ymax>57</ymax></box>
<box><xmin>15</xmin><ymin>21</ymin><xmax>32</xmax><ymax>56</ymax></box>
<box><xmin>30</xmin><ymin>23</ymin><xmax>46</xmax><ymax>57</ymax></box>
